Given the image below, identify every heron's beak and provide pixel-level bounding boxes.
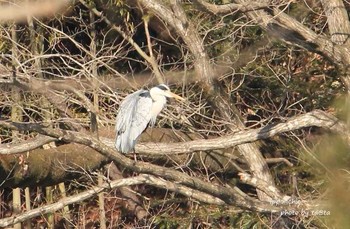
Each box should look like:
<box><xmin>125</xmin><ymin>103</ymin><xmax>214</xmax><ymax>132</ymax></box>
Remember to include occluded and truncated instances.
<box><xmin>166</xmin><ymin>91</ymin><xmax>185</xmax><ymax>101</ymax></box>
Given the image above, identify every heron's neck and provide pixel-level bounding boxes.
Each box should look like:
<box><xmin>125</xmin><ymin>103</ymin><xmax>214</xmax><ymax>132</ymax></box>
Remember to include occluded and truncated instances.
<box><xmin>151</xmin><ymin>92</ymin><xmax>165</xmax><ymax>101</ymax></box>
<box><xmin>150</xmin><ymin>89</ymin><xmax>166</xmax><ymax>102</ymax></box>
<box><xmin>150</xmin><ymin>95</ymin><xmax>166</xmax><ymax>125</ymax></box>
<box><xmin>151</xmin><ymin>95</ymin><xmax>166</xmax><ymax>111</ymax></box>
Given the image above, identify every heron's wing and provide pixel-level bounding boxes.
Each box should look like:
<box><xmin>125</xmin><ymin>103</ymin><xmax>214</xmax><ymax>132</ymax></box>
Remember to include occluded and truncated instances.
<box><xmin>116</xmin><ymin>89</ymin><xmax>145</xmax><ymax>133</ymax></box>
<box><xmin>115</xmin><ymin>90</ymin><xmax>153</xmax><ymax>153</ymax></box>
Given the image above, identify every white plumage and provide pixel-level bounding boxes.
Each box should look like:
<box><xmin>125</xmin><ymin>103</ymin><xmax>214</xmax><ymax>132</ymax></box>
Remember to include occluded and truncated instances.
<box><xmin>115</xmin><ymin>84</ymin><xmax>184</xmax><ymax>154</ymax></box>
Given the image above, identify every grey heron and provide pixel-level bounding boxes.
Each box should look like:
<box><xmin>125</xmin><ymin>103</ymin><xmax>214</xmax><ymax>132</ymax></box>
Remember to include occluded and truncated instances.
<box><xmin>115</xmin><ymin>84</ymin><xmax>184</xmax><ymax>154</ymax></box>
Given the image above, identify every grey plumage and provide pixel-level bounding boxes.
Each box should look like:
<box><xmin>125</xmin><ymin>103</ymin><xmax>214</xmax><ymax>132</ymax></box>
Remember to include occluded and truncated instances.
<box><xmin>115</xmin><ymin>84</ymin><xmax>184</xmax><ymax>154</ymax></box>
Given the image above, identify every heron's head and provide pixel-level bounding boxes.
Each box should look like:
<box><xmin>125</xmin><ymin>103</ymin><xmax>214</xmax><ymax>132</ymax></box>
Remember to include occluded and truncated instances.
<box><xmin>150</xmin><ymin>84</ymin><xmax>185</xmax><ymax>101</ymax></box>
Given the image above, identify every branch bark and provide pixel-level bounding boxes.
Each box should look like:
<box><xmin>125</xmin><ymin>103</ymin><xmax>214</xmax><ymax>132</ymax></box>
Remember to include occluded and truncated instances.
<box><xmin>1</xmin><ymin>110</ymin><xmax>347</xmax><ymax>155</ymax></box>
<box><xmin>320</xmin><ymin>0</ymin><xmax>350</xmax><ymax>45</ymax></box>
<box><xmin>192</xmin><ymin>0</ymin><xmax>267</xmax><ymax>14</ymax></box>
<box><xmin>239</xmin><ymin>172</ymin><xmax>289</xmax><ymax>201</ymax></box>
<box><xmin>0</xmin><ymin>142</ymin><xmax>109</xmax><ymax>188</ymax></box>
<box><xmin>0</xmin><ymin>135</ymin><xmax>54</xmax><ymax>154</ymax></box>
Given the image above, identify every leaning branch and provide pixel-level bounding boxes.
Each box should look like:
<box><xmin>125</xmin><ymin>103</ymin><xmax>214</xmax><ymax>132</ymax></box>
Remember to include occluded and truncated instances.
<box><xmin>0</xmin><ymin>175</ymin><xmax>146</xmax><ymax>227</ymax></box>
<box><xmin>134</xmin><ymin>110</ymin><xmax>348</xmax><ymax>154</ymax></box>
<box><xmin>0</xmin><ymin>110</ymin><xmax>347</xmax><ymax>155</ymax></box>
<box><xmin>0</xmin><ymin>174</ymin><xmax>226</xmax><ymax>227</ymax></box>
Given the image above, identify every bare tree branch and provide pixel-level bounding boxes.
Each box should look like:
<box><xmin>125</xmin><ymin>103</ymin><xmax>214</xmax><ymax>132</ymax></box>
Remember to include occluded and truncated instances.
<box><xmin>266</xmin><ymin>158</ymin><xmax>293</xmax><ymax>167</ymax></box>
<box><xmin>12</xmin><ymin>78</ymin><xmax>85</xmax><ymax>131</ymax></box>
<box><xmin>0</xmin><ymin>172</ymin><xmax>325</xmax><ymax>228</ymax></box>
<box><xmin>0</xmin><ymin>135</ymin><xmax>54</xmax><ymax>154</ymax></box>
<box><xmin>270</xmin><ymin>7</ymin><xmax>350</xmax><ymax>65</ymax></box>
<box><xmin>194</xmin><ymin>0</ymin><xmax>350</xmax><ymax>67</ymax></box>
<box><xmin>79</xmin><ymin>0</ymin><xmax>165</xmax><ymax>84</ymax></box>
<box><xmin>134</xmin><ymin>110</ymin><xmax>348</xmax><ymax>154</ymax></box>
<box><xmin>0</xmin><ymin>175</ymin><xmax>149</xmax><ymax>228</ymax></box>
<box><xmin>106</xmin><ymin>162</ymin><xmax>148</xmax><ymax>220</ymax></box>
<box><xmin>192</xmin><ymin>0</ymin><xmax>267</xmax><ymax>14</ymax></box>
<box><xmin>1</xmin><ymin>110</ymin><xmax>347</xmax><ymax>156</ymax></box>
<box><xmin>239</xmin><ymin>172</ymin><xmax>289</xmax><ymax>201</ymax></box>
<box><xmin>143</xmin><ymin>174</ymin><xmax>226</xmax><ymax>205</ymax></box>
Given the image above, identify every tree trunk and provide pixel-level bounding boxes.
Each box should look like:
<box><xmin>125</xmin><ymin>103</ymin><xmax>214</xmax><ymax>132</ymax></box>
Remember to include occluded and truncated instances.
<box><xmin>320</xmin><ymin>0</ymin><xmax>350</xmax><ymax>46</ymax></box>
<box><xmin>138</xmin><ymin>0</ymin><xmax>275</xmax><ymax>201</ymax></box>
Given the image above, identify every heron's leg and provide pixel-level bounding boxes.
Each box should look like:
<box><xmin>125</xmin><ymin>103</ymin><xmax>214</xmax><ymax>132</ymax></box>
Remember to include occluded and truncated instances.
<box><xmin>132</xmin><ymin>149</ymin><xmax>137</xmax><ymax>162</ymax></box>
